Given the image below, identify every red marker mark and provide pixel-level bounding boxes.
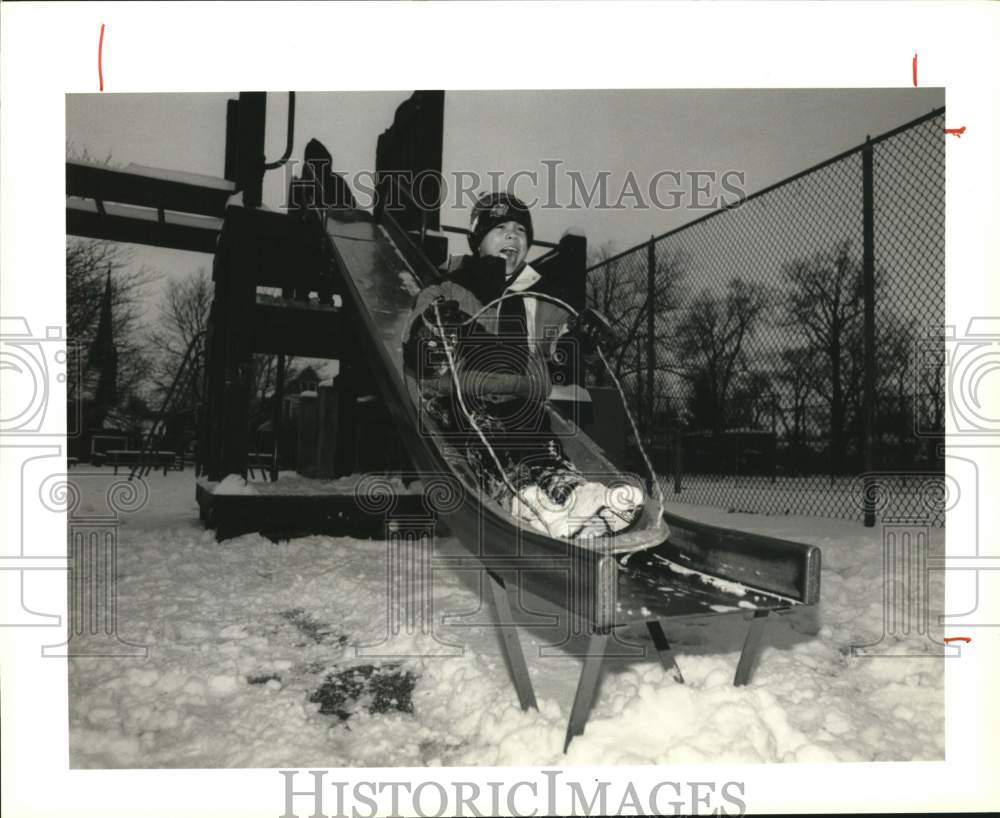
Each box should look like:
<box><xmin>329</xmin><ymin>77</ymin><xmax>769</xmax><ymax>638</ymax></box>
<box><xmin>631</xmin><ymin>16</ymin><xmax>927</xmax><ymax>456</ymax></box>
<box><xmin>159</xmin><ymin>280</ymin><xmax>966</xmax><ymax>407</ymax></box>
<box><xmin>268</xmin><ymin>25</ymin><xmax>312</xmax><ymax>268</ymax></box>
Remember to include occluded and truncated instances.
<box><xmin>98</xmin><ymin>23</ymin><xmax>105</xmax><ymax>91</ymax></box>
<box><xmin>912</xmin><ymin>52</ymin><xmax>918</xmax><ymax>87</ymax></box>
<box><xmin>944</xmin><ymin>126</ymin><xmax>967</xmax><ymax>138</ymax></box>
<box><xmin>944</xmin><ymin>637</ymin><xmax>971</xmax><ymax>644</ymax></box>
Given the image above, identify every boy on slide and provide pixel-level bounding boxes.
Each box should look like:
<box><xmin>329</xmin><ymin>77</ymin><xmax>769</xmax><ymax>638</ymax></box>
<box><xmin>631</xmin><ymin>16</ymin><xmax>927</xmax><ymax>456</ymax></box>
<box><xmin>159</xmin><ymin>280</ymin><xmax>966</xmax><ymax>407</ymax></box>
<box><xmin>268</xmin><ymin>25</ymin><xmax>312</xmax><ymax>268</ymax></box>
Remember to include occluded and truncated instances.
<box><xmin>402</xmin><ymin>192</ymin><xmax>642</xmax><ymax>538</ymax></box>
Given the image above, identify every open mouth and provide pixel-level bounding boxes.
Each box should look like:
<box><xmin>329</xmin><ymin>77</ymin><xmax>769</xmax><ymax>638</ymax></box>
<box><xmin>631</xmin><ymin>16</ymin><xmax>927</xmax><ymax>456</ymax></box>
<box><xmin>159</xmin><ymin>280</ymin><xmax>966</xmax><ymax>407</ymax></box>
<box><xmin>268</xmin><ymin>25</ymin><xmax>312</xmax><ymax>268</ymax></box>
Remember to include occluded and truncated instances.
<box><xmin>498</xmin><ymin>247</ymin><xmax>519</xmax><ymax>261</ymax></box>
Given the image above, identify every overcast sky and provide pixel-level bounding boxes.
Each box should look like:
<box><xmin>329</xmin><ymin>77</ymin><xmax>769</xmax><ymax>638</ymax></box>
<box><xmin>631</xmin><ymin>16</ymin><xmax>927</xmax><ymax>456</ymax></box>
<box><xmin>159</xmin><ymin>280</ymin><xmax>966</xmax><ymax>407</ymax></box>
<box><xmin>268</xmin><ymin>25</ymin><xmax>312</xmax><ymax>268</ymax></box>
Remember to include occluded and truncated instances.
<box><xmin>66</xmin><ymin>87</ymin><xmax>944</xmax><ymax>314</ymax></box>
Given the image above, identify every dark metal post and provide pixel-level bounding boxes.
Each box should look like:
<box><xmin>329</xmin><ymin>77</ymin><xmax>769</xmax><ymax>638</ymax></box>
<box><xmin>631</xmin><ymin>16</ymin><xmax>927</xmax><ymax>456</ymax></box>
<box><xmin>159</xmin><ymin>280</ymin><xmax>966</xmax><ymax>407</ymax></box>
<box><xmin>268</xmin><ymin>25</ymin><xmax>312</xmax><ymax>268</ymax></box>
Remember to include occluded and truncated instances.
<box><xmin>563</xmin><ymin>631</ymin><xmax>610</xmax><ymax>752</ymax></box>
<box><xmin>270</xmin><ymin>353</ymin><xmax>286</xmax><ymax>482</ymax></box>
<box><xmin>645</xmin><ymin>619</ymin><xmax>684</xmax><ymax>684</ymax></box>
<box><xmin>220</xmin><ymin>211</ymin><xmax>256</xmax><ymax>479</ymax></box>
<box><xmin>771</xmin><ymin>392</ymin><xmax>778</xmax><ymax>485</ymax></box>
<box><xmin>486</xmin><ymin>572</ymin><xmax>538</xmax><ymax>712</ymax></box>
<box><xmin>223</xmin><ymin>99</ymin><xmax>239</xmax><ymax>183</ymax></box>
<box><xmin>236</xmin><ymin>92</ymin><xmax>266</xmax><ymax>208</ymax></box>
<box><xmin>557</xmin><ymin>232</ymin><xmax>588</xmax><ymax>389</ymax></box>
<box><xmin>734</xmin><ymin>610</ymin><xmax>770</xmax><ymax>686</ymax></box>
<box><xmin>332</xmin><ymin>360</ymin><xmax>358</xmax><ymax>478</ymax></box>
<box><xmin>673</xmin><ymin>426</ymin><xmax>682</xmax><ymax>495</ymax></box>
<box><xmin>646</xmin><ymin>237</ymin><xmax>655</xmax><ymax>442</ymax></box>
<box><xmin>862</xmin><ymin>138</ymin><xmax>877</xmax><ymax>527</ymax></box>
<box><xmin>202</xmin><ymin>301</ymin><xmax>224</xmax><ymax>480</ymax></box>
<box><xmin>555</xmin><ymin>232</ymin><xmax>588</xmax><ymax>314</ymax></box>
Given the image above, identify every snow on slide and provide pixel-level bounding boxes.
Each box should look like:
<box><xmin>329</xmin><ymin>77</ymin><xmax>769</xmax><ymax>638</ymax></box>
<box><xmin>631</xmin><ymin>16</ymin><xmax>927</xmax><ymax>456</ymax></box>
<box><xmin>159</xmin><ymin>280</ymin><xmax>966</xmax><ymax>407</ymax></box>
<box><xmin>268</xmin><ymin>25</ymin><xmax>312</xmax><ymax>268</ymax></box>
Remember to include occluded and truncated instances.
<box><xmin>68</xmin><ymin>470</ymin><xmax>944</xmax><ymax>767</ymax></box>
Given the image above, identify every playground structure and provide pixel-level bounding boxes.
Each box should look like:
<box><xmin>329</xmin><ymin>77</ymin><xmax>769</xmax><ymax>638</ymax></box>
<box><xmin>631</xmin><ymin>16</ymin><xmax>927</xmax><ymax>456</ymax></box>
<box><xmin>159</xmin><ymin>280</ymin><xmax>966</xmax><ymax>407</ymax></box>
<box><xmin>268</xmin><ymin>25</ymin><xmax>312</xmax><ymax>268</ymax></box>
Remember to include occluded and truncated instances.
<box><xmin>65</xmin><ymin>91</ymin><xmax>821</xmax><ymax>751</ymax></box>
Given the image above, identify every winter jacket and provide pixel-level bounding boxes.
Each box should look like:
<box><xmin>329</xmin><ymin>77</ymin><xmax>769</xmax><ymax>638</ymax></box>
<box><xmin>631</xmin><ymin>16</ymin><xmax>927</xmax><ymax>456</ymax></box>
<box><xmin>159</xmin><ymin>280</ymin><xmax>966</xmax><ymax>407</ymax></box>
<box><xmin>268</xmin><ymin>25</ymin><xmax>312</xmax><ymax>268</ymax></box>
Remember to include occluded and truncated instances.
<box><xmin>402</xmin><ymin>255</ymin><xmax>575</xmax><ymax>484</ymax></box>
<box><xmin>404</xmin><ymin>254</ymin><xmax>578</xmax><ymax>392</ymax></box>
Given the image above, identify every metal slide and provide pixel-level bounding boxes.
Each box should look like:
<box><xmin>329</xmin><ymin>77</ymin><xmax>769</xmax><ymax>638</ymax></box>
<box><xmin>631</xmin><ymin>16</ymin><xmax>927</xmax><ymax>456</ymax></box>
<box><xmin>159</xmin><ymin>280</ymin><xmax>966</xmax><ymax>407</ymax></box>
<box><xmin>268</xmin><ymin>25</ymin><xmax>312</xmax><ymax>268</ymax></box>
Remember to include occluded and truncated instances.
<box><xmin>323</xmin><ymin>214</ymin><xmax>820</xmax><ymax>622</ymax></box>
<box><xmin>323</xmin><ymin>212</ymin><xmax>821</xmax><ymax>750</ymax></box>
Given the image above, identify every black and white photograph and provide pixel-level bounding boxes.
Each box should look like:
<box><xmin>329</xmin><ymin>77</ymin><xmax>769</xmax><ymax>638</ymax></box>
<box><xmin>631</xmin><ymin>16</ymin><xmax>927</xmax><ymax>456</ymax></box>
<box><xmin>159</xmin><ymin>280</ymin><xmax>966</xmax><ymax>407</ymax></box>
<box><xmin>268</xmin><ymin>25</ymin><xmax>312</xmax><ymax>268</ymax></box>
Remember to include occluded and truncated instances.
<box><xmin>62</xmin><ymin>85</ymin><xmax>949</xmax><ymax>767</ymax></box>
<box><xmin>2</xmin><ymin>3</ymin><xmax>998</xmax><ymax>817</ymax></box>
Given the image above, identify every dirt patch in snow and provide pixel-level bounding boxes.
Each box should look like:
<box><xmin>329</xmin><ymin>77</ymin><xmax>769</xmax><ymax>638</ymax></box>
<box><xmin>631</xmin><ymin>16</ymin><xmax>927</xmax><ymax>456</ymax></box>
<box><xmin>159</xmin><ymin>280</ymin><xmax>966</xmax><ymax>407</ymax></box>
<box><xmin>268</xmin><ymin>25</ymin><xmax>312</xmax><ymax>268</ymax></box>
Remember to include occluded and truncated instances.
<box><xmin>280</xmin><ymin>608</ymin><xmax>349</xmax><ymax>647</ymax></box>
<box><xmin>308</xmin><ymin>664</ymin><xmax>417</xmax><ymax>722</ymax></box>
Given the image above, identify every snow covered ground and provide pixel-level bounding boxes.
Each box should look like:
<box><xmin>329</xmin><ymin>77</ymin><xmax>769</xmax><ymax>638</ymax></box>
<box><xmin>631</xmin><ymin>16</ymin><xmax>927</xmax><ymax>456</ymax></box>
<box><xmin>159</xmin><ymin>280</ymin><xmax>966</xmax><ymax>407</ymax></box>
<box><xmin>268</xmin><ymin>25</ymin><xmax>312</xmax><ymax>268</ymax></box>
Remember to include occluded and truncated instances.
<box><xmin>67</xmin><ymin>468</ymin><xmax>944</xmax><ymax>768</ymax></box>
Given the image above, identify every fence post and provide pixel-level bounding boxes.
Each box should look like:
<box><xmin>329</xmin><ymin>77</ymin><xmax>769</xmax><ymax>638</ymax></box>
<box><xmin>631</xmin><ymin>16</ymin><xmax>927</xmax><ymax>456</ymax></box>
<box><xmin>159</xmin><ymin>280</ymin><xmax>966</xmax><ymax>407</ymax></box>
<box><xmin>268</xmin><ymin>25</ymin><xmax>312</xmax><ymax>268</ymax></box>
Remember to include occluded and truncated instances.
<box><xmin>673</xmin><ymin>426</ymin><xmax>683</xmax><ymax>495</ymax></box>
<box><xmin>270</xmin><ymin>353</ymin><xmax>286</xmax><ymax>482</ymax></box>
<box><xmin>646</xmin><ymin>237</ymin><xmax>655</xmax><ymax>442</ymax></box>
<box><xmin>770</xmin><ymin>392</ymin><xmax>777</xmax><ymax>485</ymax></box>
<box><xmin>862</xmin><ymin>137</ymin><xmax>877</xmax><ymax>527</ymax></box>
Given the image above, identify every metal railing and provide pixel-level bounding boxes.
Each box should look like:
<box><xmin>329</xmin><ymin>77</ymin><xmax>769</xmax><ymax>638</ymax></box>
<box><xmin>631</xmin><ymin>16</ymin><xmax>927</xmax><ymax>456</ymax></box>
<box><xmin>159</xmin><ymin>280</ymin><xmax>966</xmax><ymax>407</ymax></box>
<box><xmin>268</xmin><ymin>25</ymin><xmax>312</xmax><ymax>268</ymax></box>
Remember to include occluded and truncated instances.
<box><xmin>131</xmin><ymin>331</ymin><xmax>204</xmax><ymax>479</ymax></box>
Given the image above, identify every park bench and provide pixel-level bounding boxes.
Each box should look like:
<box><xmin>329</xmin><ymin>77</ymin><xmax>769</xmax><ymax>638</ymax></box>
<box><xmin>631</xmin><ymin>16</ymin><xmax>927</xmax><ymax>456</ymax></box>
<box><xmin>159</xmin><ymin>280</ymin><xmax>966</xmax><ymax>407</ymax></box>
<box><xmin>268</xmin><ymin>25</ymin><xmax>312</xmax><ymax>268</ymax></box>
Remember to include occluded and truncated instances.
<box><xmin>107</xmin><ymin>449</ymin><xmax>176</xmax><ymax>476</ymax></box>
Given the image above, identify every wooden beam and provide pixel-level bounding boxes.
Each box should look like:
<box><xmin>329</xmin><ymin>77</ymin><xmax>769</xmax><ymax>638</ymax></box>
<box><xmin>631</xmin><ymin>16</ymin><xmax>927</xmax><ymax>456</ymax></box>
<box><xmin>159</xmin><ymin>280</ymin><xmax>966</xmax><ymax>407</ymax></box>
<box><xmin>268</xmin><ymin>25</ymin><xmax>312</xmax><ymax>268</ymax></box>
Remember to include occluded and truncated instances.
<box><xmin>66</xmin><ymin>160</ymin><xmax>234</xmax><ymax>218</ymax></box>
<box><xmin>218</xmin><ymin>207</ymin><xmax>319</xmax><ymax>290</ymax></box>
<box><xmin>236</xmin><ymin>92</ymin><xmax>266</xmax><ymax>208</ymax></box>
<box><xmin>251</xmin><ymin>300</ymin><xmax>343</xmax><ymax>358</ymax></box>
<box><xmin>67</xmin><ymin>199</ymin><xmax>220</xmax><ymax>254</ymax></box>
<box><xmin>219</xmin><ymin>227</ymin><xmax>257</xmax><ymax>478</ymax></box>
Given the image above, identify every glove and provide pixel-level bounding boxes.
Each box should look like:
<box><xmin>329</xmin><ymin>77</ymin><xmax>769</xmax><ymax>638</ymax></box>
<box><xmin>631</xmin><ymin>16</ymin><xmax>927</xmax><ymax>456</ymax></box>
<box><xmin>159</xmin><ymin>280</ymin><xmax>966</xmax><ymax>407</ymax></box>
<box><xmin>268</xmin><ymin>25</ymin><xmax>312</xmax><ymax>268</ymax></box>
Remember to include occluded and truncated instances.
<box><xmin>420</xmin><ymin>298</ymin><xmax>465</xmax><ymax>338</ymax></box>
<box><xmin>405</xmin><ymin>299</ymin><xmax>460</xmax><ymax>380</ymax></box>
<box><xmin>566</xmin><ymin>307</ymin><xmax>617</xmax><ymax>353</ymax></box>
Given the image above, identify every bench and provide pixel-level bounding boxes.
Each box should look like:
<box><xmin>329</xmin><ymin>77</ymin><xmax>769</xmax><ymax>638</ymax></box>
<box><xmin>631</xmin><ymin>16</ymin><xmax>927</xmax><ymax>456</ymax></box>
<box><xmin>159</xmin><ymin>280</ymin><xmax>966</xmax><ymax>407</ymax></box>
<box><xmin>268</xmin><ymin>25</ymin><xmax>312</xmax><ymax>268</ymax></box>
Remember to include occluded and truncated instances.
<box><xmin>107</xmin><ymin>449</ymin><xmax>176</xmax><ymax>476</ymax></box>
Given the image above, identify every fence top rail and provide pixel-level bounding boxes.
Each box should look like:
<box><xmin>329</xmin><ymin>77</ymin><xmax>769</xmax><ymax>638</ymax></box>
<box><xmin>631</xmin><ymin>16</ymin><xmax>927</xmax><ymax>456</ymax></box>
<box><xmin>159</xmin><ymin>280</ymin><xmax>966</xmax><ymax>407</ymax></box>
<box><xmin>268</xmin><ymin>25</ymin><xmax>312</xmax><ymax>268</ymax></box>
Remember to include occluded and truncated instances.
<box><xmin>587</xmin><ymin>105</ymin><xmax>945</xmax><ymax>272</ymax></box>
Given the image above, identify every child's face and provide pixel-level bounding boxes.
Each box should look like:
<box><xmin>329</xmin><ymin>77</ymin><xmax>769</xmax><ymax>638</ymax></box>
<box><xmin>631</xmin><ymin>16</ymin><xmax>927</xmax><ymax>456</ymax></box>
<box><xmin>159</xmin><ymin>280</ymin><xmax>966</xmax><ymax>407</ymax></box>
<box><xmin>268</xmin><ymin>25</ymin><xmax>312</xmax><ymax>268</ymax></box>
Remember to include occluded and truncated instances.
<box><xmin>478</xmin><ymin>220</ymin><xmax>529</xmax><ymax>277</ymax></box>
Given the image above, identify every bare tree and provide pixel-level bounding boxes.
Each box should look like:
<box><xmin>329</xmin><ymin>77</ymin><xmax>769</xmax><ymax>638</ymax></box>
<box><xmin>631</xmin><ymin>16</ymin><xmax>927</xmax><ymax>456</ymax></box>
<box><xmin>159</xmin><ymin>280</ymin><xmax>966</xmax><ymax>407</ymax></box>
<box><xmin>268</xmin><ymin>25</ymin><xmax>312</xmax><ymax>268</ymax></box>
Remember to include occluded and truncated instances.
<box><xmin>729</xmin><ymin>370</ymin><xmax>775</xmax><ymax>430</ymax></box>
<box><xmin>585</xmin><ymin>241</ymin><xmax>623</xmax><ymax>318</ymax></box>
<box><xmin>147</xmin><ymin>268</ymin><xmax>300</xmax><ymax>441</ymax></box>
<box><xmin>585</xmin><ymin>240</ymin><xmax>688</xmax><ymax>418</ymax></box>
<box><xmin>585</xmin><ymin>240</ymin><xmax>637</xmax><ymax>388</ymax></box>
<box><xmin>782</xmin><ymin>239</ymin><xmax>866</xmax><ymax>475</ymax></box>
<box><xmin>916</xmin><ymin>334</ymin><xmax>945</xmax><ymax>443</ymax></box>
<box><xmin>774</xmin><ymin>345</ymin><xmax>817</xmax><ymax>449</ymax></box>
<box><xmin>870</xmin><ymin>310</ymin><xmax>921</xmax><ymax>468</ymax></box>
<box><xmin>670</xmin><ymin>278</ymin><xmax>770</xmax><ymax>435</ymax></box>
<box><xmin>147</xmin><ymin>268</ymin><xmax>214</xmax><ymax>401</ymax></box>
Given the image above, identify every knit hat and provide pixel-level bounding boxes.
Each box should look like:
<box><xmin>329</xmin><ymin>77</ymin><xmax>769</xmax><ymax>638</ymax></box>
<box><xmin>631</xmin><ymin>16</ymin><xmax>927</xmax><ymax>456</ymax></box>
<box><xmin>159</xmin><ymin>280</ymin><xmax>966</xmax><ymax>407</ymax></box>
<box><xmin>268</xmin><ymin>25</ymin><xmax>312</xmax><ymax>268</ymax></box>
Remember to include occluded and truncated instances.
<box><xmin>468</xmin><ymin>192</ymin><xmax>533</xmax><ymax>253</ymax></box>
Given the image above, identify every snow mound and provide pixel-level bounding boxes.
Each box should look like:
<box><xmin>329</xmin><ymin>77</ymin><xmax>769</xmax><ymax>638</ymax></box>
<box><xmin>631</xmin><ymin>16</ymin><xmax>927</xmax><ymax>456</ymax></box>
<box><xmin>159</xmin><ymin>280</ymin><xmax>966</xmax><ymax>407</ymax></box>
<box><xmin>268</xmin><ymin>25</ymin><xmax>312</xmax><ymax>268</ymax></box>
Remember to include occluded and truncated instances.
<box><xmin>214</xmin><ymin>474</ymin><xmax>258</xmax><ymax>496</ymax></box>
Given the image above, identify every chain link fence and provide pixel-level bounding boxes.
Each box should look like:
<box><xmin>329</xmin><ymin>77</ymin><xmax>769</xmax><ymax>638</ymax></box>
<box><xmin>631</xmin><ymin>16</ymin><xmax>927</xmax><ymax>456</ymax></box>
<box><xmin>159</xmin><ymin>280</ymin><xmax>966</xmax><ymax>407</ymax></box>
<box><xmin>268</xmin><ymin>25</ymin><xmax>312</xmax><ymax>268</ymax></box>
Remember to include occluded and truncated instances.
<box><xmin>586</xmin><ymin>108</ymin><xmax>945</xmax><ymax>525</ymax></box>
